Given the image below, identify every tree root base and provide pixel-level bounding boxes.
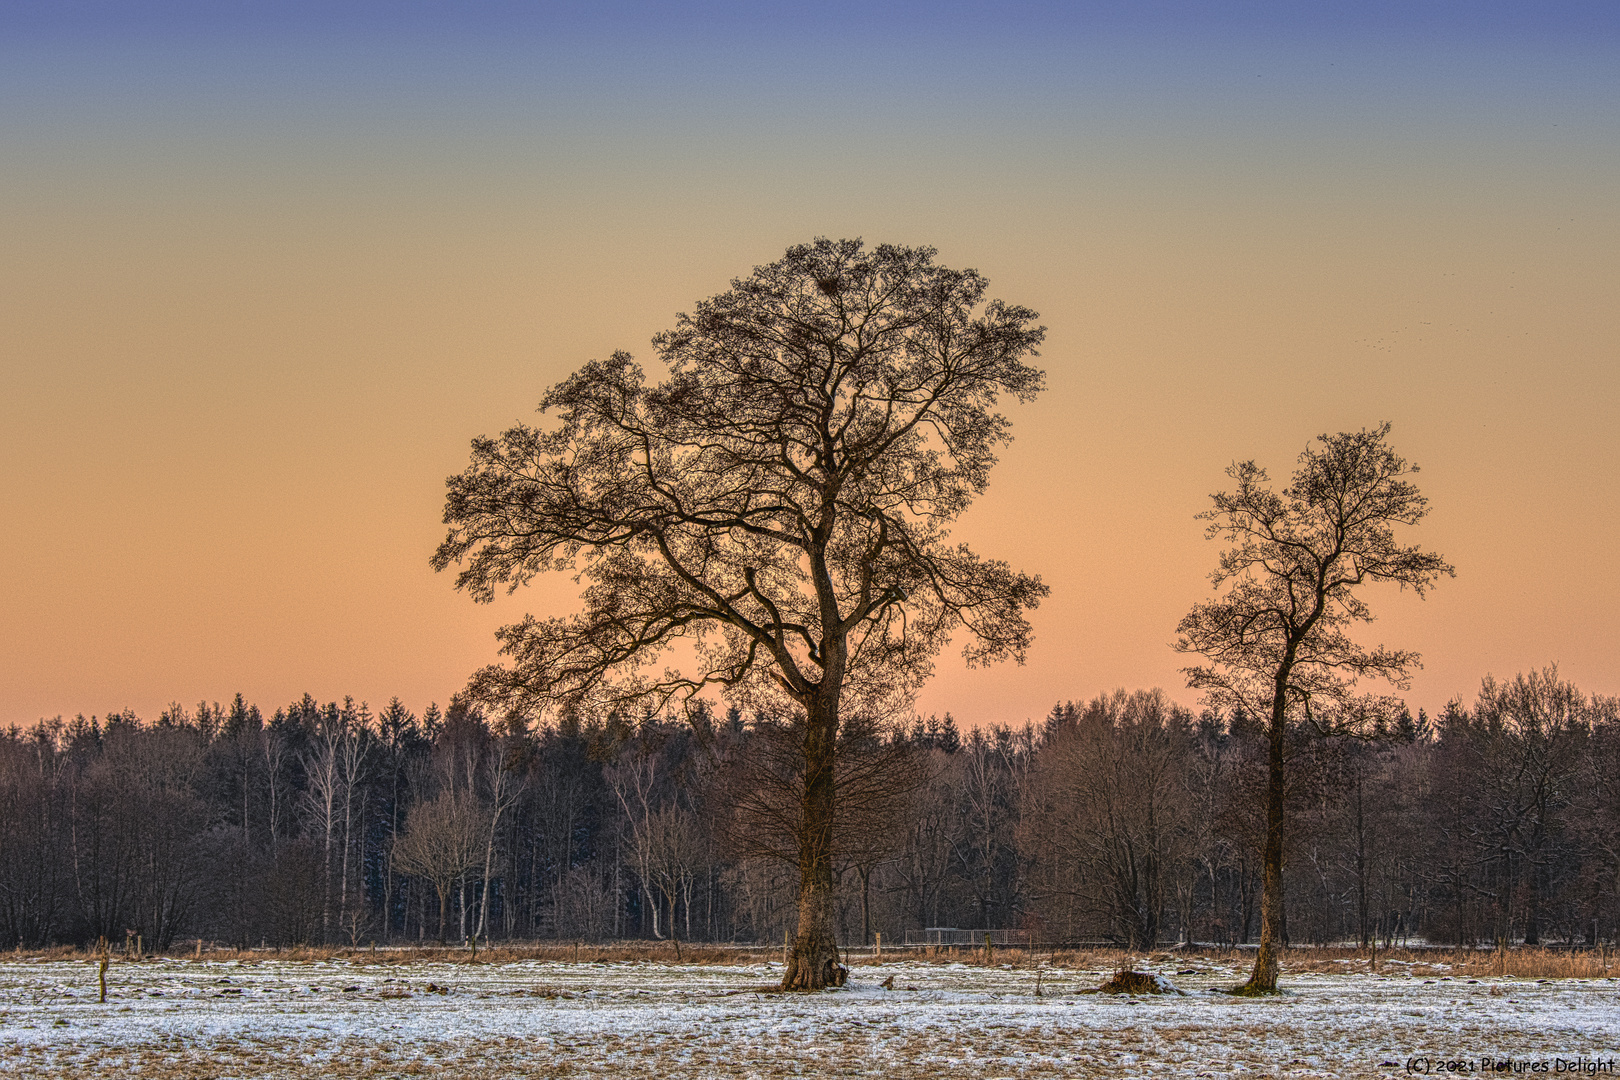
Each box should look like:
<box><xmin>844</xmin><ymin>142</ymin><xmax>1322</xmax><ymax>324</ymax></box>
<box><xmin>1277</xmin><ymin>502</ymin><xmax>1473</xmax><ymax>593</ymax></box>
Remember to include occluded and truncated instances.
<box><xmin>779</xmin><ymin>958</ymin><xmax>848</xmax><ymax>991</ymax></box>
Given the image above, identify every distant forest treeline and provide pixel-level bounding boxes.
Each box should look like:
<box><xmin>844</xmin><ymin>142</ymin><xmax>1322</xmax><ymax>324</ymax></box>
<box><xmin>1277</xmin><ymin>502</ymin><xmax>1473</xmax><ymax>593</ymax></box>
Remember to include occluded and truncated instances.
<box><xmin>2</xmin><ymin>667</ymin><xmax>1616</xmax><ymax>951</ymax></box>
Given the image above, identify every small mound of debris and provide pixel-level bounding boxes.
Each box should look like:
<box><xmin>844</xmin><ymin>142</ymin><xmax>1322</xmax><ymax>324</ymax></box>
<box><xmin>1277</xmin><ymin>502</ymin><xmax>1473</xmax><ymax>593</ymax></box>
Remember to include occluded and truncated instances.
<box><xmin>1096</xmin><ymin>970</ymin><xmax>1182</xmax><ymax>995</ymax></box>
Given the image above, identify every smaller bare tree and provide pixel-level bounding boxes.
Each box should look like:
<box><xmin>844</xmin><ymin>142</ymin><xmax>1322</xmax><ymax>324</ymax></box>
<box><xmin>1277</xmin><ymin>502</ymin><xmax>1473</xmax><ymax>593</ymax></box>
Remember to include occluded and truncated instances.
<box><xmin>474</xmin><ymin>735</ymin><xmax>527</xmax><ymax>943</ymax></box>
<box><xmin>392</xmin><ymin>793</ymin><xmax>489</xmax><ymax>943</ymax></box>
<box><xmin>1175</xmin><ymin>423</ymin><xmax>1451</xmax><ymax>993</ymax></box>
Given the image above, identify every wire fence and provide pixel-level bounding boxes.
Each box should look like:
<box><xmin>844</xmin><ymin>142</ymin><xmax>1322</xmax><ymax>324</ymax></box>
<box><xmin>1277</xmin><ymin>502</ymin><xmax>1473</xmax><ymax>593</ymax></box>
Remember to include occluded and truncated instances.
<box><xmin>901</xmin><ymin>928</ymin><xmax>1034</xmax><ymax>947</ymax></box>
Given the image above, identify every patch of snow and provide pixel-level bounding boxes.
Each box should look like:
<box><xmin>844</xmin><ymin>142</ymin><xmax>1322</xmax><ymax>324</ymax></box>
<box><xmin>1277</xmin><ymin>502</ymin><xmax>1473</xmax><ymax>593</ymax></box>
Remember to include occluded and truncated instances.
<box><xmin>2</xmin><ymin>957</ymin><xmax>1617</xmax><ymax>1077</ymax></box>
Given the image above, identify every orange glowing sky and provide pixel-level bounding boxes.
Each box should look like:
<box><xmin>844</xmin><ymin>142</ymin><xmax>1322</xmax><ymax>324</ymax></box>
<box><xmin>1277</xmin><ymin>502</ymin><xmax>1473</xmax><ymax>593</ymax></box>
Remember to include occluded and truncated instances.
<box><xmin>3</xmin><ymin>4</ymin><xmax>1617</xmax><ymax>727</ymax></box>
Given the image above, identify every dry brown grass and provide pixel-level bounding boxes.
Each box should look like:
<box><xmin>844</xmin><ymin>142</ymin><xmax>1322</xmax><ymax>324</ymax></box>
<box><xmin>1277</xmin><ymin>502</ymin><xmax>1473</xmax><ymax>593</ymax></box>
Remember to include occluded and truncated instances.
<box><xmin>1422</xmin><ymin>945</ymin><xmax>1619</xmax><ymax>980</ymax></box>
<box><xmin>858</xmin><ymin>942</ymin><xmax>1620</xmax><ymax>981</ymax></box>
<box><xmin>0</xmin><ymin>940</ymin><xmax>783</xmax><ymax>967</ymax></box>
<box><xmin>1202</xmin><ymin>944</ymin><xmax>1620</xmax><ymax>980</ymax></box>
<box><xmin>3</xmin><ymin>943</ymin><xmax>90</xmax><ymax>962</ymax></box>
<box><xmin>8</xmin><ymin>940</ymin><xmax>1617</xmax><ymax>980</ymax></box>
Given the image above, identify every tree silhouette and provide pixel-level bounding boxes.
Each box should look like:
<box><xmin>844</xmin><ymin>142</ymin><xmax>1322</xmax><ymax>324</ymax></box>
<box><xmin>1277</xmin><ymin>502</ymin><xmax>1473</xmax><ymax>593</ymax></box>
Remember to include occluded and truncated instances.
<box><xmin>1176</xmin><ymin>423</ymin><xmax>1451</xmax><ymax>993</ymax></box>
<box><xmin>434</xmin><ymin>238</ymin><xmax>1046</xmax><ymax>987</ymax></box>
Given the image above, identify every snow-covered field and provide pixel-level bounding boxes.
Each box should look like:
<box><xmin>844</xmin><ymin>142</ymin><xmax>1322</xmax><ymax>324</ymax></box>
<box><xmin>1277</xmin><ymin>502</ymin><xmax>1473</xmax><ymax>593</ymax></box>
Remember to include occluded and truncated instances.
<box><xmin>4</xmin><ymin>954</ymin><xmax>1618</xmax><ymax>1077</ymax></box>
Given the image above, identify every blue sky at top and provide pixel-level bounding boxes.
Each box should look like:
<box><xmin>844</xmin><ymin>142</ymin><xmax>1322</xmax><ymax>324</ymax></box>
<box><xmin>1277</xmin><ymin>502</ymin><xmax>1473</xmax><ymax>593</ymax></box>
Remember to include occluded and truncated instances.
<box><xmin>3</xmin><ymin>1</ymin><xmax>1617</xmax><ymax>43</ymax></box>
<box><xmin>6</xmin><ymin>2</ymin><xmax>1614</xmax><ymax>149</ymax></box>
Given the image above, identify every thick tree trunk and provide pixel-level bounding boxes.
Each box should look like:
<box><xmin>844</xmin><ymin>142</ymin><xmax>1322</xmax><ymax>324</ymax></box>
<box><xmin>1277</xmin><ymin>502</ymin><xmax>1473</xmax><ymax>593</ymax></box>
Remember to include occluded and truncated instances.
<box><xmin>781</xmin><ymin>697</ymin><xmax>847</xmax><ymax>990</ymax></box>
<box><xmin>1240</xmin><ymin>695</ymin><xmax>1287</xmax><ymax>994</ymax></box>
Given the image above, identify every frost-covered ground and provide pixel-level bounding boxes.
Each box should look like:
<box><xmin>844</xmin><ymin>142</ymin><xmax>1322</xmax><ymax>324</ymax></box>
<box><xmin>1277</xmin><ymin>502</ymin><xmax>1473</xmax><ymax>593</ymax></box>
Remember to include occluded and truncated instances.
<box><xmin>4</xmin><ymin>954</ymin><xmax>1619</xmax><ymax>1077</ymax></box>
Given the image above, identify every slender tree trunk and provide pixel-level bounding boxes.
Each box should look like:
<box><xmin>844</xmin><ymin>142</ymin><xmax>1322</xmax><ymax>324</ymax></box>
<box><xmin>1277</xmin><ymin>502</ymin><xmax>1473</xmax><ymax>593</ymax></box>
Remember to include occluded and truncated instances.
<box><xmin>530</xmin><ymin>819</ymin><xmax>543</xmax><ymax>939</ymax></box>
<box><xmin>265</xmin><ymin>736</ymin><xmax>282</xmax><ymax>856</ymax></box>
<box><xmin>322</xmin><ymin>816</ymin><xmax>333</xmax><ymax>940</ymax></box>
<box><xmin>1241</xmin><ymin>687</ymin><xmax>1288</xmax><ymax>994</ymax></box>
<box><xmin>457</xmin><ymin>872</ymin><xmax>468</xmax><ymax>942</ymax></box>
<box><xmin>683</xmin><ymin>871</ymin><xmax>693</xmax><ymax>940</ymax></box>
<box><xmin>1355</xmin><ymin>770</ymin><xmax>1369</xmax><ymax>949</ymax></box>
<box><xmin>385</xmin><ymin>761</ymin><xmax>399</xmax><ymax>940</ymax></box>
<box><xmin>859</xmin><ymin>864</ymin><xmax>873</xmax><ymax>947</ymax></box>
<box><xmin>339</xmin><ymin>778</ymin><xmax>352</xmax><ymax>935</ymax></box>
<box><xmin>242</xmin><ymin>756</ymin><xmax>251</xmax><ymax>844</ymax></box>
<box><xmin>781</xmin><ymin>694</ymin><xmax>846</xmax><ymax>990</ymax></box>
<box><xmin>240</xmin><ymin>752</ymin><xmax>251</xmax><ymax>947</ymax></box>
<box><xmin>1524</xmin><ymin>853</ymin><xmax>1541</xmax><ymax>946</ymax></box>
<box><xmin>555</xmin><ymin>801</ymin><xmax>571</xmax><ymax>940</ymax></box>
<box><xmin>478</xmin><ymin>759</ymin><xmax>522</xmax><ymax>943</ymax></box>
<box><xmin>476</xmin><ymin>824</ymin><xmax>497</xmax><ymax>942</ymax></box>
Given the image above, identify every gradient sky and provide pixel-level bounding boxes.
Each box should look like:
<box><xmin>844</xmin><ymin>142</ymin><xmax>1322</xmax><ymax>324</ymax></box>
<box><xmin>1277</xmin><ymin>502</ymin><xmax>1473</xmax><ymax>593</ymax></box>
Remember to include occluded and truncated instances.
<box><xmin>3</xmin><ymin>2</ymin><xmax>1617</xmax><ymax>728</ymax></box>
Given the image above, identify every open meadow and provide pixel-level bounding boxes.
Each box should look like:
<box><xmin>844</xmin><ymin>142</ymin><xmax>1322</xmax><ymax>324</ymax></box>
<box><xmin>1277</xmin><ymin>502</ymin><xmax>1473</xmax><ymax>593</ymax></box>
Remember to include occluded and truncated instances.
<box><xmin>4</xmin><ymin>949</ymin><xmax>1619</xmax><ymax>1078</ymax></box>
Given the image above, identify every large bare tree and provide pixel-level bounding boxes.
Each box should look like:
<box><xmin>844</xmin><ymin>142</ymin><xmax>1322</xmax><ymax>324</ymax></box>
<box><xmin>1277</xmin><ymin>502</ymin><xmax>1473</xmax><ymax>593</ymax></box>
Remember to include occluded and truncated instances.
<box><xmin>433</xmin><ymin>238</ymin><xmax>1047</xmax><ymax>988</ymax></box>
<box><xmin>1175</xmin><ymin>423</ymin><xmax>1451</xmax><ymax>993</ymax></box>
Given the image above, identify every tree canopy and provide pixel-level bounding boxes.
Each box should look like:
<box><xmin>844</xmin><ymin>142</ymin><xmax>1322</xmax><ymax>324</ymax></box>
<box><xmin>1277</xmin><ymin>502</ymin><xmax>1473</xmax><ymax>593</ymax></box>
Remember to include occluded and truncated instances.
<box><xmin>1176</xmin><ymin>423</ymin><xmax>1453</xmax><ymax>732</ymax></box>
<box><xmin>433</xmin><ymin>238</ymin><xmax>1047</xmax><ymax>726</ymax></box>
